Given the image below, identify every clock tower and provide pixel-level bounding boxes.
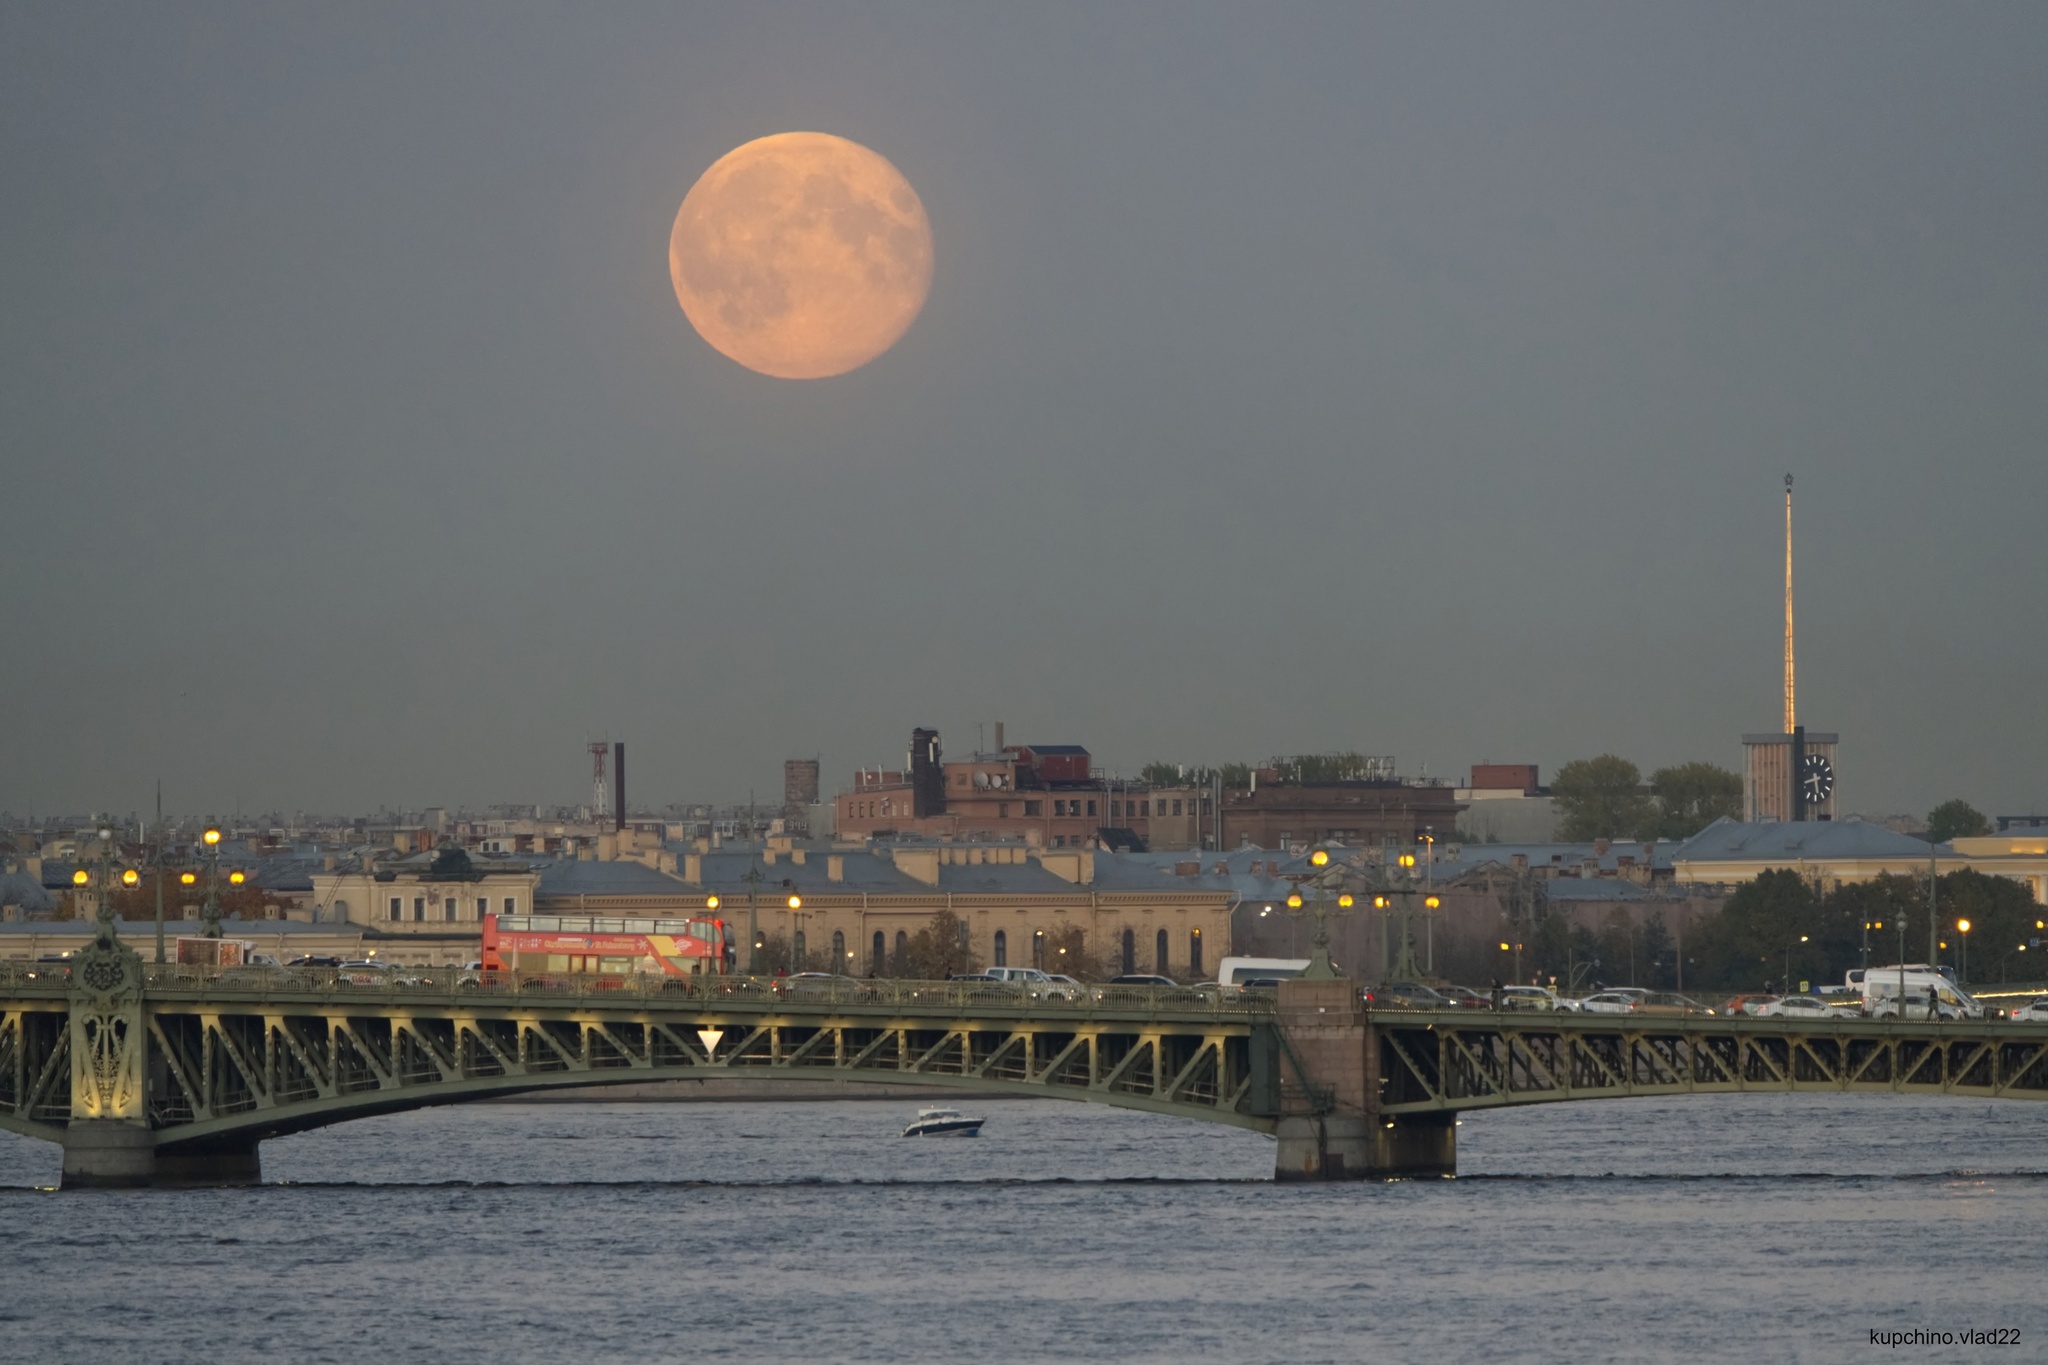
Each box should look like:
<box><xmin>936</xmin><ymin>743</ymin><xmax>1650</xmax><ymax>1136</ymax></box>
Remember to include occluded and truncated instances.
<box><xmin>1743</xmin><ymin>476</ymin><xmax>1838</xmax><ymax>821</ymax></box>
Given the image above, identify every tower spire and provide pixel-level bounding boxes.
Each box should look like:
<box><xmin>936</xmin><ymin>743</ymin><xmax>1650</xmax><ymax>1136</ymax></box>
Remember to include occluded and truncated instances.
<box><xmin>1783</xmin><ymin>473</ymin><xmax>1795</xmax><ymax>733</ymax></box>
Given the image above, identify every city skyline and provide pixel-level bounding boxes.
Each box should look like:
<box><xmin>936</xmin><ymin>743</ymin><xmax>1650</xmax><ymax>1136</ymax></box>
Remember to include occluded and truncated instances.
<box><xmin>5</xmin><ymin>6</ymin><xmax>2044</xmax><ymax>819</ymax></box>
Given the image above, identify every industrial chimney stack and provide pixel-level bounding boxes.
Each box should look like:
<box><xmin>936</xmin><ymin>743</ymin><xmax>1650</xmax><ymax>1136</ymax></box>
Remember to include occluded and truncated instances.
<box><xmin>613</xmin><ymin>741</ymin><xmax>626</xmax><ymax>832</ymax></box>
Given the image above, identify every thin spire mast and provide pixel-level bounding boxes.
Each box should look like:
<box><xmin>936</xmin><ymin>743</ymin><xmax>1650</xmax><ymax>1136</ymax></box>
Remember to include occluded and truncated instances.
<box><xmin>1783</xmin><ymin>473</ymin><xmax>1796</xmax><ymax>733</ymax></box>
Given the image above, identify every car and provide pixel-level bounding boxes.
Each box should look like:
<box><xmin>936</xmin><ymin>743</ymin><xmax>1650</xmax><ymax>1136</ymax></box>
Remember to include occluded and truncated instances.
<box><xmin>1720</xmin><ymin>994</ymin><xmax>1779</xmax><ymax>1017</ymax></box>
<box><xmin>1043</xmin><ymin>974</ymin><xmax>1089</xmax><ymax>1001</ymax></box>
<box><xmin>1575</xmin><ymin>991</ymin><xmax>1639</xmax><ymax>1015</ymax></box>
<box><xmin>2008</xmin><ymin>998</ymin><xmax>2048</xmax><ymax>1022</ymax></box>
<box><xmin>1437</xmin><ymin>986</ymin><xmax>1492</xmax><ymax>1010</ymax></box>
<box><xmin>1497</xmin><ymin>985</ymin><xmax>1560</xmax><ymax>1011</ymax></box>
<box><xmin>1107</xmin><ymin>974</ymin><xmax>1177</xmax><ymax>988</ymax></box>
<box><xmin>1630</xmin><ymin>991</ymin><xmax>1716</xmax><ymax>1017</ymax></box>
<box><xmin>289</xmin><ymin>955</ymin><xmax>343</xmax><ymax>969</ymax></box>
<box><xmin>1372</xmin><ymin>982</ymin><xmax>1454</xmax><ymax>1009</ymax></box>
<box><xmin>783</xmin><ymin>972</ymin><xmax>857</xmax><ymax>998</ymax></box>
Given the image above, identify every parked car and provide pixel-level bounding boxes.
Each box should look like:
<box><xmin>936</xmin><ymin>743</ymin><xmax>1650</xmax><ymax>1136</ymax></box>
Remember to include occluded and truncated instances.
<box><xmin>1575</xmin><ymin>991</ymin><xmax>1639</xmax><ymax>1015</ymax></box>
<box><xmin>1497</xmin><ymin>985</ymin><xmax>1560</xmax><ymax>1011</ymax></box>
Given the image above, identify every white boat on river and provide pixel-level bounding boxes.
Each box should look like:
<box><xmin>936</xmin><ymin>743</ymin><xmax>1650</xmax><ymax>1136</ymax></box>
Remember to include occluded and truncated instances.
<box><xmin>901</xmin><ymin>1105</ymin><xmax>985</xmax><ymax>1137</ymax></box>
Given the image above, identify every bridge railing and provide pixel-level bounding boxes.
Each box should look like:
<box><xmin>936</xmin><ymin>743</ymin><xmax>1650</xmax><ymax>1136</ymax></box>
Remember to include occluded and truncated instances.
<box><xmin>0</xmin><ymin>961</ymin><xmax>1271</xmax><ymax>1017</ymax></box>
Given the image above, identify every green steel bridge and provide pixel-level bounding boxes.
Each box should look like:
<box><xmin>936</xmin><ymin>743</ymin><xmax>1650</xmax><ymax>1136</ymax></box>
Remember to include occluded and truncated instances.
<box><xmin>7</xmin><ymin>930</ymin><xmax>2048</xmax><ymax>1185</ymax></box>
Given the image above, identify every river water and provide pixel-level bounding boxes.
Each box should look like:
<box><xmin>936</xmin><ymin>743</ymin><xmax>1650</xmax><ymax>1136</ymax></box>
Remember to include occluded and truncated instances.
<box><xmin>2</xmin><ymin>1092</ymin><xmax>2042</xmax><ymax>1363</ymax></box>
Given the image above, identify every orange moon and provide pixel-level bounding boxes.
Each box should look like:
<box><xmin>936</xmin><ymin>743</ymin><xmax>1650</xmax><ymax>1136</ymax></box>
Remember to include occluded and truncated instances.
<box><xmin>669</xmin><ymin>132</ymin><xmax>934</xmax><ymax>379</ymax></box>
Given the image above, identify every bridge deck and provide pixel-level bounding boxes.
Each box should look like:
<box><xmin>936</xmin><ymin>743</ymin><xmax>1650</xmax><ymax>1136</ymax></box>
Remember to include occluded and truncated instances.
<box><xmin>1368</xmin><ymin>1009</ymin><xmax>2048</xmax><ymax>1112</ymax></box>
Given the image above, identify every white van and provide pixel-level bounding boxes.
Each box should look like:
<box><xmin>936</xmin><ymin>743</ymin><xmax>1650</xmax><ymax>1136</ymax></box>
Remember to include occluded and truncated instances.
<box><xmin>1863</xmin><ymin>967</ymin><xmax>1983</xmax><ymax>1020</ymax></box>
<box><xmin>1217</xmin><ymin>957</ymin><xmax>1312</xmax><ymax>992</ymax></box>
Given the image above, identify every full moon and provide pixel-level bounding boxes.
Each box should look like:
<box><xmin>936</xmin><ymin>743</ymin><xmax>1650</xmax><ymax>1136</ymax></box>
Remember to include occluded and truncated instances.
<box><xmin>669</xmin><ymin>132</ymin><xmax>934</xmax><ymax>379</ymax></box>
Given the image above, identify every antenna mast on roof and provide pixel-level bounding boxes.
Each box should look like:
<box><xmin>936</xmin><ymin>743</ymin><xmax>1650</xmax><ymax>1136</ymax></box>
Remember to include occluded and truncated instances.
<box><xmin>1783</xmin><ymin>474</ymin><xmax>1796</xmax><ymax>733</ymax></box>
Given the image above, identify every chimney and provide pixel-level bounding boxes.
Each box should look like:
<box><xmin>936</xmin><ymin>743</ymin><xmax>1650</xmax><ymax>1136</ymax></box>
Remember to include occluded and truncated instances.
<box><xmin>827</xmin><ymin>854</ymin><xmax>845</xmax><ymax>882</ymax></box>
<box><xmin>613</xmin><ymin>741</ymin><xmax>626</xmax><ymax>832</ymax></box>
<box><xmin>994</xmin><ymin>721</ymin><xmax>1005</xmax><ymax>752</ymax></box>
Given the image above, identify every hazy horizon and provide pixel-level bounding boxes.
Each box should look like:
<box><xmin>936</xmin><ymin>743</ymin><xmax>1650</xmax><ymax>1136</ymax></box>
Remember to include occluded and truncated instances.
<box><xmin>5</xmin><ymin>4</ymin><xmax>2044</xmax><ymax>823</ymax></box>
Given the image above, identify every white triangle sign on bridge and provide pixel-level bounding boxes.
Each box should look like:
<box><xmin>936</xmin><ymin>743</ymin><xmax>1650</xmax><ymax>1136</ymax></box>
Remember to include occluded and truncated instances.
<box><xmin>696</xmin><ymin>1028</ymin><xmax>725</xmax><ymax>1057</ymax></box>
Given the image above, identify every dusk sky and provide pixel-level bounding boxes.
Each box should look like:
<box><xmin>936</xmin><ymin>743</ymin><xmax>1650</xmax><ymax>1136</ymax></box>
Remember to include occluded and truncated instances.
<box><xmin>4</xmin><ymin>4</ymin><xmax>2043</xmax><ymax>821</ymax></box>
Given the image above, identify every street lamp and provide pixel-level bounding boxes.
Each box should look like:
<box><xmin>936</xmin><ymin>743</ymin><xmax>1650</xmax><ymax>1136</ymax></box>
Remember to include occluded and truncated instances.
<box><xmin>786</xmin><ymin>894</ymin><xmax>804</xmax><ymax>972</ymax></box>
<box><xmin>201</xmin><ymin>825</ymin><xmax>225</xmax><ymax>939</ymax></box>
<box><xmin>1282</xmin><ymin>847</ymin><xmax>1356</xmax><ymax>981</ymax></box>
<box><xmin>1783</xmin><ymin>934</ymin><xmax>1809</xmax><ymax>994</ymax></box>
<box><xmin>1956</xmin><ymin>917</ymin><xmax>1971</xmax><ymax>987</ymax></box>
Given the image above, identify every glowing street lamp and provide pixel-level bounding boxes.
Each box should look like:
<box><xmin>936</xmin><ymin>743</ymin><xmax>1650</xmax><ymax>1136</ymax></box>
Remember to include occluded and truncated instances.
<box><xmin>1956</xmin><ymin>918</ymin><xmax>1972</xmax><ymax>986</ymax></box>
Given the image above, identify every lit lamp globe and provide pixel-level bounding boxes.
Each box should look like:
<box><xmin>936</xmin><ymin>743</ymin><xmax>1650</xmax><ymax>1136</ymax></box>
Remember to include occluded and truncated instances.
<box><xmin>705</xmin><ymin>896</ymin><xmax>721</xmax><ymax>911</ymax></box>
<box><xmin>72</xmin><ymin>869</ymin><xmax>89</xmax><ymax>886</ymax></box>
<box><xmin>180</xmin><ymin>872</ymin><xmax>197</xmax><ymax>887</ymax></box>
<box><xmin>203</xmin><ymin>828</ymin><xmax>222</xmax><ymax>847</ymax></box>
<box><xmin>787</xmin><ymin>895</ymin><xmax>802</xmax><ymax>911</ymax></box>
<box><xmin>122</xmin><ymin>869</ymin><xmax>140</xmax><ymax>887</ymax></box>
<box><xmin>229</xmin><ymin>871</ymin><xmax>246</xmax><ymax>886</ymax></box>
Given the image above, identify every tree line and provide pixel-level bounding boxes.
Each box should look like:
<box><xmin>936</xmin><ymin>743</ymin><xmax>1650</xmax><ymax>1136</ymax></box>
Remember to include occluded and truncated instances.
<box><xmin>1549</xmin><ymin>756</ymin><xmax>1742</xmax><ymax>841</ymax></box>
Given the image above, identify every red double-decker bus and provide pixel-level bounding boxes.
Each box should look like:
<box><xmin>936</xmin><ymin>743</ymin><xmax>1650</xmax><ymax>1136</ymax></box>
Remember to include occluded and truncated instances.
<box><xmin>481</xmin><ymin>912</ymin><xmax>731</xmax><ymax>976</ymax></box>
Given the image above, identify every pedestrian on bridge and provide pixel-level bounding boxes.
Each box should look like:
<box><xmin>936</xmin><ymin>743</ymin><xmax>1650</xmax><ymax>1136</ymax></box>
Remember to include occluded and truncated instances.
<box><xmin>1928</xmin><ymin>984</ymin><xmax>1941</xmax><ymax>1021</ymax></box>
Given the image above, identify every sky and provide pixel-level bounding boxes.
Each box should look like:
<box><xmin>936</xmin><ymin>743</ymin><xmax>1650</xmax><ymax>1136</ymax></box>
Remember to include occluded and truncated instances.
<box><xmin>3</xmin><ymin>3</ymin><xmax>2044</xmax><ymax>823</ymax></box>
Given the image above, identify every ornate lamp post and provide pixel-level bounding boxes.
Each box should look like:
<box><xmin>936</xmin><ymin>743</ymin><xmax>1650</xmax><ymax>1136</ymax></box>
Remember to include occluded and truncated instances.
<box><xmin>1956</xmin><ymin>917</ymin><xmax>1971</xmax><ymax>987</ymax></box>
<box><xmin>200</xmin><ymin>825</ymin><xmax>225</xmax><ymax>939</ymax></box>
<box><xmin>786</xmin><ymin>894</ymin><xmax>805</xmax><ymax>972</ymax></box>
<box><xmin>1283</xmin><ymin>849</ymin><xmax>1357</xmax><ymax>980</ymax></box>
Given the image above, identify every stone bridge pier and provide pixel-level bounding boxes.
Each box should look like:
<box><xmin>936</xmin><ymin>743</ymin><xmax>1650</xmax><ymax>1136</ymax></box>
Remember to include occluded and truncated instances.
<box><xmin>1269</xmin><ymin>978</ymin><xmax>1455</xmax><ymax>1181</ymax></box>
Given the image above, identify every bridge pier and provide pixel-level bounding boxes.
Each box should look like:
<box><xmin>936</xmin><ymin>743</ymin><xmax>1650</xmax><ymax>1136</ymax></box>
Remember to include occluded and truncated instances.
<box><xmin>59</xmin><ymin>1120</ymin><xmax>156</xmax><ymax>1189</ymax></box>
<box><xmin>1272</xmin><ymin>979</ymin><xmax>1456</xmax><ymax>1181</ymax></box>
<box><xmin>60</xmin><ymin>1123</ymin><xmax>262</xmax><ymax>1189</ymax></box>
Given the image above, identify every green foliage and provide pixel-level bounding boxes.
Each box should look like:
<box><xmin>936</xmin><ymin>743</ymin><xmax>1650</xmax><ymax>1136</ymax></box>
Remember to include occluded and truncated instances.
<box><xmin>1926</xmin><ymin>799</ymin><xmax>1991</xmax><ymax>843</ymax></box>
<box><xmin>1649</xmin><ymin>762</ymin><xmax>1743</xmax><ymax>840</ymax></box>
<box><xmin>1139</xmin><ymin>762</ymin><xmax>1184</xmax><ymax>787</ymax></box>
<box><xmin>1679</xmin><ymin>869</ymin><xmax>2039</xmax><ymax>995</ymax></box>
<box><xmin>1552</xmin><ymin>755</ymin><xmax>1654</xmax><ymax>841</ymax></box>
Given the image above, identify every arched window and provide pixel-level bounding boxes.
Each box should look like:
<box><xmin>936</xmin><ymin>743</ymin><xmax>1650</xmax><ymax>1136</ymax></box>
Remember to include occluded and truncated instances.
<box><xmin>1156</xmin><ymin>928</ymin><xmax>1170</xmax><ymax>974</ymax></box>
<box><xmin>894</xmin><ymin>929</ymin><xmax>908</xmax><ymax>972</ymax></box>
<box><xmin>872</xmin><ymin>930</ymin><xmax>886</xmax><ymax>975</ymax></box>
<box><xmin>832</xmin><ymin>929</ymin><xmax>846</xmax><ymax>965</ymax></box>
<box><xmin>993</xmin><ymin>930</ymin><xmax>1008</xmax><ymax>966</ymax></box>
<box><xmin>1120</xmin><ymin>927</ymin><xmax>1135</xmax><ymax>975</ymax></box>
<box><xmin>1189</xmin><ymin>928</ymin><xmax>1204</xmax><ymax>976</ymax></box>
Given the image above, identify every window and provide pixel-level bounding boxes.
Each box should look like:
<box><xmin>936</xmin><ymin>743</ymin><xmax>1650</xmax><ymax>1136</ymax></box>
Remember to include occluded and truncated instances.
<box><xmin>1157</xmin><ymin>929</ymin><xmax>1170</xmax><ymax>974</ymax></box>
<box><xmin>332</xmin><ymin>900</ymin><xmax>349</xmax><ymax>923</ymax></box>
<box><xmin>993</xmin><ymin>930</ymin><xmax>1007</xmax><ymax>966</ymax></box>
<box><xmin>999</xmin><ymin>803</ymin><xmax>1009</xmax><ymax>818</ymax></box>
<box><xmin>1189</xmin><ymin>928</ymin><xmax>1203</xmax><ymax>976</ymax></box>
<box><xmin>895</xmin><ymin>930</ymin><xmax>908</xmax><ymax>969</ymax></box>
<box><xmin>1111</xmin><ymin>801</ymin><xmax>1121</xmax><ymax>818</ymax></box>
<box><xmin>1086</xmin><ymin>800</ymin><xmax>1097</xmax><ymax>817</ymax></box>
<box><xmin>388</xmin><ymin>897</ymin><xmax>402</xmax><ymax>922</ymax></box>
<box><xmin>476</xmin><ymin>897</ymin><xmax>488</xmax><ymax>919</ymax></box>
<box><xmin>1024</xmin><ymin>801</ymin><xmax>1042</xmax><ymax>816</ymax></box>
<box><xmin>1155</xmin><ymin>799</ymin><xmax>1166</xmax><ymax>816</ymax></box>
<box><xmin>872</xmin><ymin>930</ymin><xmax>886</xmax><ymax>975</ymax></box>
<box><xmin>1121</xmin><ymin>928</ymin><xmax>1135</xmax><ymax>975</ymax></box>
<box><xmin>413</xmin><ymin>897</ymin><xmax>426</xmax><ymax>922</ymax></box>
<box><xmin>503</xmin><ymin>896</ymin><xmax>516</xmax><ymax>915</ymax></box>
<box><xmin>1173</xmin><ymin>800</ymin><xmax>1183</xmax><ymax>816</ymax></box>
<box><xmin>832</xmin><ymin>930</ymin><xmax>846</xmax><ymax>963</ymax></box>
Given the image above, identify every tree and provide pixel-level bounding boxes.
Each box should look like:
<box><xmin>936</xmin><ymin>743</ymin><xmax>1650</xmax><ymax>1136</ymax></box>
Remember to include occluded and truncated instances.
<box><xmin>1139</xmin><ymin>762</ymin><xmax>1184</xmax><ymax>788</ymax></box>
<box><xmin>1649</xmin><ymin>762</ymin><xmax>1743</xmax><ymax>841</ymax></box>
<box><xmin>899</xmin><ymin>907</ymin><xmax>979</xmax><ymax>980</ymax></box>
<box><xmin>1926</xmin><ymin>799</ymin><xmax>1991</xmax><ymax>844</ymax></box>
<box><xmin>1551</xmin><ymin>756</ymin><xmax>1653</xmax><ymax>841</ymax></box>
<box><xmin>1687</xmin><ymin>869</ymin><xmax>1821</xmax><ymax>993</ymax></box>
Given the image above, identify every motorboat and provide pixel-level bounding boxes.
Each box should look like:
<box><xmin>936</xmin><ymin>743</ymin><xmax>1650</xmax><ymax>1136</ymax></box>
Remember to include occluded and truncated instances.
<box><xmin>901</xmin><ymin>1105</ymin><xmax>985</xmax><ymax>1138</ymax></box>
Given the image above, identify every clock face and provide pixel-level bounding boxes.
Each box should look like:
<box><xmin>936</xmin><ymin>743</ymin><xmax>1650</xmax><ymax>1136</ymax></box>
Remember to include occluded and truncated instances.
<box><xmin>1801</xmin><ymin>754</ymin><xmax>1834</xmax><ymax>803</ymax></box>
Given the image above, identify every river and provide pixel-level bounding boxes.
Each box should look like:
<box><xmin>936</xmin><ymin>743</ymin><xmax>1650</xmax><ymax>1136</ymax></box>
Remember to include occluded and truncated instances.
<box><xmin>2</xmin><ymin>1092</ymin><xmax>2041</xmax><ymax>1362</ymax></box>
